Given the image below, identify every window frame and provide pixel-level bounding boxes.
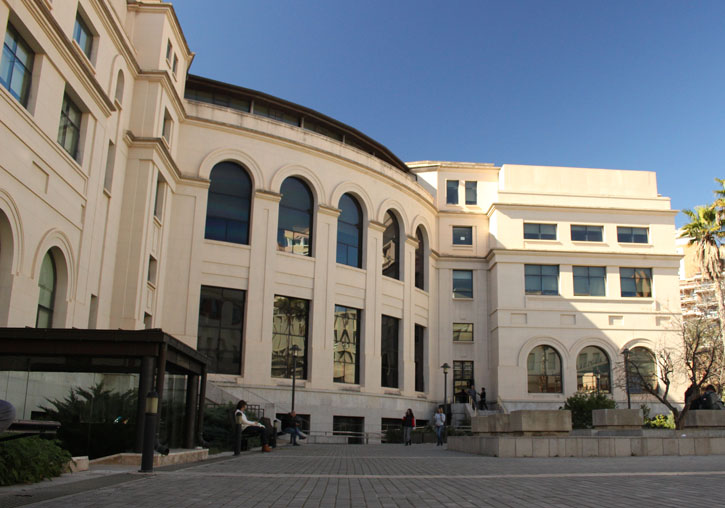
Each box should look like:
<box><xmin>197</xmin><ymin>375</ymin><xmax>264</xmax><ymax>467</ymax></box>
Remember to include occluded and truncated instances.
<box><xmin>452</xmin><ymin>269</ymin><xmax>473</xmax><ymax>299</ymax></box>
<box><xmin>617</xmin><ymin>226</ymin><xmax>649</xmax><ymax>244</ymax></box>
<box><xmin>57</xmin><ymin>92</ymin><xmax>82</xmax><ymax>160</ymax></box>
<box><xmin>205</xmin><ymin>161</ymin><xmax>253</xmax><ymax>245</ymax></box>
<box><xmin>381</xmin><ymin>315</ymin><xmax>399</xmax><ymax>389</ymax></box>
<box><xmin>197</xmin><ymin>285</ymin><xmax>246</xmax><ymax>375</ymax></box>
<box><xmin>446</xmin><ymin>180</ymin><xmax>459</xmax><ymax>205</ymax></box>
<box><xmin>527</xmin><ymin>345</ymin><xmax>563</xmax><ymax>393</ymax></box>
<box><xmin>573</xmin><ymin>266</ymin><xmax>606</xmax><ymax>297</ymax></box>
<box><xmin>277</xmin><ymin>177</ymin><xmax>314</xmax><ymax>257</ymax></box>
<box><xmin>464</xmin><ymin>181</ymin><xmax>477</xmax><ymax>205</ymax></box>
<box><xmin>1</xmin><ymin>23</ymin><xmax>34</xmax><ymax>107</ymax></box>
<box><xmin>73</xmin><ymin>13</ymin><xmax>93</xmax><ymax>61</ymax></box>
<box><xmin>620</xmin><ymin>267</ymin><xmax>652</xmax><ymax>298</ymax></box>
<box><xmin>524</xmin><ymin>223</ymin><xmax>557</xmax><ymax>240</ymax></box>
<box><xmin>571</xmin><ymin>224</ymin><xmax>603</xmax><ymax>242</ymax></box>
<box><xmin>452</xmin><ymin>322</ymin><xmax>473</xmax><ymax>342</ymax></box>
<box><xmin>336</xmin><ymin>193</ymin><xmax>363</xmax><ymax>269</ymax></box>
<box><xmin>271</xmin><ymin>295</ymin><xmax>310</xmax><ymax>379</ymax></box>
<box><xmin>525</xmin><ymin>264</ymin><xmax>559</xmax><ymax>296</ymax></box>
<box><xmin>452</xmin><ymin>226</ymin><xmax>473</xmax><ymax>246</ymax></box>
<box><xmin>333</xmin><ymin>304</ymin><xmax>361</xmax><ymax>385</ymax></box>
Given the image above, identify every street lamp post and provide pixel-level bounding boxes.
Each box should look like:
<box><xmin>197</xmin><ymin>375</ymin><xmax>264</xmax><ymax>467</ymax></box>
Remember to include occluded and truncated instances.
<box><xmin>290</xmin><ymin>344</ymin><xmax>300</xmax><ymax>412</ymax></box>
<box><xmin>139</xmin><ymin>390</ymin><xmax>158</xmax><ymax>473</ymax></box>
<box><xmin>622</xmin><ymin>348</ymin><xmax>631</xmax><ymax>409</ymax></box>
<box><xmin>441</xmin><ymin>363</ymin><xmax>450</xmax><ymax>409</ymax></box>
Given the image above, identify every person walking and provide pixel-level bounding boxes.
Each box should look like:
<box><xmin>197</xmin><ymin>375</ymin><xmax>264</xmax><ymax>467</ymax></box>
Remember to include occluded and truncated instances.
<box><xmin>479</xmin><ymin>387</ymin><xmax>488</xmax><ymax>410</ymax></box>
<box><xmin>402</xmin><ymin>408</ymin><xmax>415</xmax><ymax>446</ymax></box>
<box><xmin>434</xmin><ymin>406</ymin><xmax>446</xmax><ymax>446</ymax></box>
<box><xmin>467</xmin><ymin>384</ymin><xmax>478</xmax><ymax>411</ymax></box>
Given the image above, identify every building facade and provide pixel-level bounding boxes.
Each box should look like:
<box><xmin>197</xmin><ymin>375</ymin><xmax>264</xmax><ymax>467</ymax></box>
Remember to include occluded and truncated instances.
<box><xmin>1</xmin><ymin>0</ymin><xmax>682</xmax><ymax>435</ymax></box>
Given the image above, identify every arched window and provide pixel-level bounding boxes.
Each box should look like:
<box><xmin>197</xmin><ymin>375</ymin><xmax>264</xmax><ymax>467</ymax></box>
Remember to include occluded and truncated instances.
<box><xmin>114</xmin><ymin>70</ymin><xmax>124</xmax><ymax>104</ymax></box>
<box><xmin>205</xmin><ymin>161</ymin><xmax>252</xmax><ymax>244</ymax></box>
<box><xmin>278</xmin><ymin>177</ymin><xmax>313</xmax><ymax>256</ymax></box>
<box><xmin>382</xmin><ymin>211</ymin><xmax>399</xmax><ymax>279</ymax></box>
<box><xmin>336</xmin><ymin>193</ymin><xmax>362</xmax><ymax>268</ymax></box>
<box><xmin>414</xmin><ymin>226</ymin><xmax>425</xmax><ymax>290</ymax></box>
<box><xmin>36</xmin><ymin>251</ymin><xmax>56</xmax><ymax>327</ymax></box>
<box><xmin>626</xmin><ymin>346</ymin><xmax>657</xmax><ymax>394</ymax></box>
<box><xmin>576</xmin><ymin>346</ymin><xmax>611</xmax><ymax>393</ymax></box>
<box><xmin>527</xmin><ymin>345</ymin><xmax>562</xmax><ymax>393</ymax></box>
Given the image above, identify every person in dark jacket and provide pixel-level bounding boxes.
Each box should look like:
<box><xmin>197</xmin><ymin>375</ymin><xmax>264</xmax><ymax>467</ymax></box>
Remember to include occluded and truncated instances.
<box><xmin>281</xmin><ymin>410</ymin><xmax>306</xmax><ymax>445</ymax></box>
<box><xmin>402</xmin><ymin>409</ymin><xmax>415</xmax><ymax>446</ymax></box>
<box><xmin>701</xmin><ymin>385</ymin><xmax>725</xmax><ymax>410</ymax></box>
<box><xmin>479</xmin><ymin>387</ymin><xmax>488</xmax><ymax>410</ymax></box>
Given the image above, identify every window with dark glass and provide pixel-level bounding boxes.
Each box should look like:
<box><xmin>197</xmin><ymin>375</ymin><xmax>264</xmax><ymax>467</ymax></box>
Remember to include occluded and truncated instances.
<box><xmin>446</xmin><ymin>180</ymin><xmax>459</xmax><ymax>204</ymax></box>
<box><xmin>573</xmin><ymin>266</ymin><xmax>606</xmax><ymax>296</ymax></box>
<box><xmin>465</xmin><ymin>181</ymin><xmax>477</xmax><ymax>205</ymax></box>
<box><xmin>620</xmin><ymin>268</ymin><xmax>652</xmax><ymax>297</ymax></box>
<box><xmin>153</xmin><ymin>174</ymin><xmax>165</xmax><ymax>220</ymax></box>
<box><xmin>571</xmin><ymin>225</ymin><xmax>603</xmax><ymax>242</ymax></box>
<box><xmin>333</xmin><ymin>416</ymin><xmax>364</xmax><ymax>444</ymax></box>
<box><xmin>524</xmin><ymin>223</ymin><xmax>557</xmax><ymax>240</ymax></box>
<box><xmin>453</xmin><ymin>323</ymin><xmax>473</xmax><ymax>342</ymax></box>
<box><xmin>452</xmin><ymin>270</ymin><xmax>473</xmax><ymax>298</ymax></box>
<box><xmin>414</xmin><ymin>324</ymin><xmax>425</xmax><ymax>392</ymax></box>
<box><xmin>453</xmin><ymin>361</ymin><xmax>473</xmax><ymax>401</ymax></box>
<box><xmin>205</xmin><ymin>161</ymin><xmax>252</xmax><ymax>244</ymax></box>
<box><xmin>162</xmin><ymin>110</ymin><xmax>172</xmax><ymax>143</ymax></box>
<box><xmin>197</xmin><ymin>286</ymin><xmax>245</xmax><ymax>374</ymax></box>
<box><xmin>414</xmin><ymin>227</ymin><xmax>425</xmax><ymax>290</ymax></box>
<box><xmin>36</xmin><ymin>251</ymin><xmax>56</xmax><ymax>328</ymax></box>
<box><xmin>617</xmin><ymin>227</ymin><xmax>648</xmax><ymax>244</ymax></box>
<box><xmin>278</xmin><ymin>177</ymin><xmax>313</xmax><ymax>256</ymax></box>
<box><xmin>1</xmin><ymin>24</ymin><xmax>34</xmax><ymax>107</ymax></box>
<box><xmin>185</xmin><ymin>88</ymin><xmax>251</xmax><ymax>112</ymax></box>
<box><xmin>73</xmin><ymin>14</ymin><xmax>93</xmax><ymax>59</ymax></box>
<box><xmin>527</xmin><ymin>345</ymin><xmax>562</xmax><ymax>393</ymax></box>
<box><xmin>271</xmin><ymin>296</ymin><xmax>309</xmax><ymax>379</ymax></box>
<box><xmin>336</xmin><ymin>194</ymin><xmax>362</xmax><ymax>268</ymax></box>
<box><xmin>334</xmin><ymin>305</ymin><xmax>360</xmax><ymax>384</ymax></box>
<box><xmin>577</xmin><ymin>346</ymin><xmax>610</xmax><ymax>393</ymax></box>
<box><xmin>253</xmin><ymin>102</ymin><xmax>299</xmax><ymax>126</ymax></box>
<box><xmin>525</xmin><ymin>265</ymin><xmax>558</xmax><ymax>295</ymax></box>
<box><xmin>381</xmin><ymin>315</ymin><xmax>399</xmax><ymax>388</ymax></box>
<box><xmin>452</xmin><ymin>226</ymin><xmax>472</xmax><ymax>245</ymax></box>
<box><xmin>382</xmin><ymin>211</ymin><xmax>399</xmax><ymax>279</ymax></box>
<box><xmin>627</xmin><ymin>347</ymin><xmax>657</xmax><ymax>394</ymax></box>
<box><xmin>58</xmin><ymin>93</ymin><xmax>81</xmax><ymax>160</ymax></box>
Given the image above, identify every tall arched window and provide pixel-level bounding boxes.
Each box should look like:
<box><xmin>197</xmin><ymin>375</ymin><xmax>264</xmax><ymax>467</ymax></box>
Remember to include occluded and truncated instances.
<box><xmin>382</xmin><ymin>210</ymin><xmax>399</xmax><ymax>279</ymax></box>
<box><xmin>278</xmin><ymin>177</ymin><xmax>313</xmax><ymax>256</ymax></box>
<box><xmin>577</xmin><ymin>346</ymin><xmax>611</xmax><ymax>393</ymax></box>
<box><xmin>627</xmin><ymin>346</ymin><xmax>657</xmax><ymax>394</ymax></box>
<box><xmin>36</xmin><ymin>251</ymin><xmax>56</xmax><ymax>327</ymax></box>
<box><xmin>205</xmin><ymin>161</ymin><xmax>252</xmax><ymax>244</ymax></box>
<box><xmin>527</xmin><ymin>345</ymin><xmax>562</xmax><ymax>393</ymax></box>
<box><xmin>336</xmin><ymin>193</ymin><xmax>362</xmax><ymax>268</ymax></box>
<box><xmin>114</xmin><ymin>70</ymin><xmax>125</xmax><ymax>104</ymax></box>
<box><xmin>415</xmin><ymin>226</ymin><xmax>425</xmax><ymax>290</ymax></box>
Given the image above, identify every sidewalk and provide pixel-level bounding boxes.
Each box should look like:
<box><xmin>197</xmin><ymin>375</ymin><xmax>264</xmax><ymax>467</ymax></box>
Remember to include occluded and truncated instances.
<box><xmin>3</xmin><ymin>444</ymin><xmax>724</xmax><ymax>507</ymax></box>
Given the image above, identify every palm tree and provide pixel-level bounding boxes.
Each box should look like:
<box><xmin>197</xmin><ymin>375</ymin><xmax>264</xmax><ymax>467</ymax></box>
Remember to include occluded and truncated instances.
<box><xmin>680</xmin><ymin>204</ymin><xmax>725</xmax><ymax>336</ymax></box>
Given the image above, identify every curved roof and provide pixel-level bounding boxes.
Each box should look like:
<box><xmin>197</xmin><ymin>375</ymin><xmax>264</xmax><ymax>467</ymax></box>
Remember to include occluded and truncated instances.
<box><xmin>184</xmin><ymin>74</ymin><xmax>409</xmax><ymax>174</ymax></box>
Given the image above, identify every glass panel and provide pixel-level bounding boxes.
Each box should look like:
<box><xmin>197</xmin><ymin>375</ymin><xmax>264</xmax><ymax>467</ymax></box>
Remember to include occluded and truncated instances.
<box><xmin>415</xmin><ymin>227</ymin><xmax>425</xmax><ymax>290</ymax></box>
<box><xmin>333</xmin><ymin>305</ymin><xmax>360</xmax><ymax>384</ymax></box>
<box><xmin>540</xmin><ymin>224</ymin><xmax>557</xmax><ymax>239</ymax></box>
<box><xmin>627</xmin><ymin>347</ymin><xmax>657</xmax><ymax>394</ymax></box>
<box><xmin>577</xmin><ymin>346</ymin><xmax>611</xmax><ymax>393</ymax></box>
<box><xmin>524</xmin><ymin>223</ymin><xmax>539</xmax><ymax>239</ymax></box>
<box><xmin>271</xmin><ymin>296</ymin><xmax>309</xmax><ymax>379</ymax></box>
<box><xmin>197</xmin><ymin>286</ymin><xmax>245</xmax><ymax>374</ymax></box>
<box><xmin>465</xmin><ymin>181</ymin><xmax>477</xmax><ymax>205</ymax></box>
<box><xmin>453</xmin><ymin>323</ymin><xmax>473</xmax><ymax>341</ymax></box>
<box><xmin>381</xmin><ymin>315</ymin><xmax>399</xmax><ymax>388</ymax></box>
<box><xmin>452</xmin><ymin>270</ymin><xmax>473</xmax><ymax>298</ymax></box>
<box><xmin>446</xmin><ymin>180</ymin><xmax>458</xmax><ymax>204</ymax></box>
<box><xmin>382</xmin><ymin>211</ymin><xmax>399</xmax><ymax>279</ymax></box>
<box><xmin>337</xmin><ymin>194</ymin><xmax>362</xmax><ymax>268</ymax></box>
<box><xmin>527</xmin><ymin>345</ymin><xmax>562</xmax><ymax>393</ymax></box>
<box><xmin>278</xmin><ymin>177</ymin><xmax>313</xmax><ymax>256</ymax></box>
<box><xmin>414</xmin><ymin>324</ymin><xmax>425</xmax><ymax>392</ymax></box>
<box><xmin>452</xmin><ymin>227</ymin><xmax>472</xmax><ymax>245</ymax></box>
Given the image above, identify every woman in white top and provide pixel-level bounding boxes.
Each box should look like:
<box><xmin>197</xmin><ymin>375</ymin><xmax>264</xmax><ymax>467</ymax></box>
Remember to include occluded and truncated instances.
<box><xmin>235</xmin><ymin>400</ymin><xmax>272</xmax><ymax>452</ymax></box>
<box><xmin>434</xmin><ymin>406</ymin><xmax>446</xmax><ymax>446</ymax></box>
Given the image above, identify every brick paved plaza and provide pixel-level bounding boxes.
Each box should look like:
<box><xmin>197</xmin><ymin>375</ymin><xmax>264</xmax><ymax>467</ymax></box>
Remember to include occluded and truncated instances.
<box><xmin>2</xmin><ymin>444</ymin><xmax>722</xmax><ymax>507</ymax></box>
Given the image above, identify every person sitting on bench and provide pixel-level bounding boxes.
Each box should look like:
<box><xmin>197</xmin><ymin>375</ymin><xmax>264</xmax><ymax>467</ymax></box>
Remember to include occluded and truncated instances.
<box><xmin>235</xmin><ymin>400</ymin><xmax>272</xmax><ymax>452</ymax></box>
<box><xmin>0</xmin><ymin>400</ymin><xmax>15</xmax><ymax>433</ymax></box>
<box><xmin>281</xmin><ymin>410</ymin><xmax>306</xmax><ymax>446</ymax></box>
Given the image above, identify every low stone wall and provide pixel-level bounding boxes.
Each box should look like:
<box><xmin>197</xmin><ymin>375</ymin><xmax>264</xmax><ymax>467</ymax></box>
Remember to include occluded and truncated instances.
<box><xmin>90</xmin><ymin>448</ymin><xmax>208</xmax><ymax>467</ymax></box>
<box><xmin>683</xmin><ymin>410</ymin><xmax>725</xmax><ymax>429</ymax></box>
<box><xmin>448</xmin><ymin>435</ymin><xmax>725</xmax><ymax>458</ymax></box>
<box><xmin>472</xmin><ymin>410</ymin><xmax>571</xmax><ymax>435</ymax></box>
<box><xmin>592</xmin><ymin>409</ymin><xmax>643</xmax><ymax>430</ymax></box>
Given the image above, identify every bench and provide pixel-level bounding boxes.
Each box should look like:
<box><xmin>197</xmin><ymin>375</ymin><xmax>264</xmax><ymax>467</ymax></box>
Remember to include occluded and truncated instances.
<box><xmin>1</xmin><ymin>419</ymin><xmax>61</xmax><ymax>442</ymax></box>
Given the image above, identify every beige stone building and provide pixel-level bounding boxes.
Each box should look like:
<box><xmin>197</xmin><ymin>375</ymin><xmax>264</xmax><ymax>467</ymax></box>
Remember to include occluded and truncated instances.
<box><xmin>0</xmin><ymin>0</ymin><xmax>682</xmax><ymax>437</ymax></box>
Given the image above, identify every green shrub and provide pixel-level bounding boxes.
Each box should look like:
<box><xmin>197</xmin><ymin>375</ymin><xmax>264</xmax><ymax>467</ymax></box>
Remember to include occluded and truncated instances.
<box><xmin>562</xmin><ymin>392</ymin><xmax>616</xmax><ymax>429</ymax></box>
<box><xmin>202</xmin><ymin>403</ymin><xmax>237</xmax><ymax>452</ymax></box>
<box><xmin>0</xmin><ymin>437</ymin><xmax>71</xmax><ymax>486</ymax></box>
<box><xmin>644</xmin><ymin>413</ymin><xmax>675</xmax><ymax>429</ymax></box>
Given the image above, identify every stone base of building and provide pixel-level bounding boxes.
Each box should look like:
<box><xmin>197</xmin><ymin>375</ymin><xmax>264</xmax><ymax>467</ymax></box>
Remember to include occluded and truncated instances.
<box><xmin>448</xmin><ymin>434</ymin><xmax>725</xmax><ymax>457</ymax></box>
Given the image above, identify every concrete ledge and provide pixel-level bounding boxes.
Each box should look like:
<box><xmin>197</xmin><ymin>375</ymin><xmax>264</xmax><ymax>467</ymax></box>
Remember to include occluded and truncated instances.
<box><xmin>510</xmin><ymin>410</ymin><xmax>571</xmax><ymax>435</ymax></box>
<box><xmin>63</xmin><ymin>456</ymin><xmax>89</xmax><ymax>473</ymax></box>
<box><xmin>448</xmin><ymin>435</ymin><xmax>725</xmax><ymax>458</ymax></box>
<box><xmin>593</xmin><ymin>409</ymin><xmax>643</xmax><ymax>430</ymax></box>
<box><xmin>683</xmin><ymin>410</ymin><xmax>725</xmax><ymax>429</ymax></box>
<box><xmin>90</xmin><ymin>449</ymin><xmax>208</xmax><ymax>467</ymax></box>
<box><xmin>472</xmin><ymin>414</ymin><xmax>510</xmax><ymax>433</ymax></box>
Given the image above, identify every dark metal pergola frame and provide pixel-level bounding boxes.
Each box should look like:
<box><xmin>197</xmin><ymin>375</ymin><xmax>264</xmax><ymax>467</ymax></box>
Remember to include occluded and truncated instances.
<box><xmin>0</xmin><ymin>328</ymin><xmax>208</xmax><ymax>451</ymax></box>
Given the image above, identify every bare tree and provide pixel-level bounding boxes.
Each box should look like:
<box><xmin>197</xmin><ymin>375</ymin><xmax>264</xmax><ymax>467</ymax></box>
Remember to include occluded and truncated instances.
<box><xmin>616</xmin><ymin>315</ymin><xmax>724</xmax><ymax>429</ymax></box>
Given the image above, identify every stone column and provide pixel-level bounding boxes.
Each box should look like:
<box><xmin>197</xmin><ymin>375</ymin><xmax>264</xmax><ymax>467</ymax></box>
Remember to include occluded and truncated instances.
<box><xmin>365</xmin><ymin>221</ymin><xmax>386</xmax><ymax>391</ymax></box>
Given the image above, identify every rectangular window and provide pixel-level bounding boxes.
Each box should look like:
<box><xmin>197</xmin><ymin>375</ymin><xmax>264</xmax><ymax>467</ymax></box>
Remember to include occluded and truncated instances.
<box><xmin>571</xmin><ymin>225</ymin><xmax>603</xmax><ymax>242</ymax></box>
<box><xmin>453</xmin><ymin>361</ymin><xmax>473</xmax><ymax>402</ymax></box>
<box><xmin>453</xmin><ymin>323</ymin><xmax>473</xmax><ymax>342</ymax></box>
<box><xmin>104</xmin><ymin>141</ymin><xmax>115</xmax><ymax>192</ymax></box>
<box><xmin>185</xmin><ymin>88</ymin><xmax>252</xmax><ymax>113</ymax></box>
<box><xmin>147</xmin><ymin>255</ymin><xmax>157</xmax><ymax>285</ymax></box>
<box><xmin>253</xmin><ymin>102</ymin><xmax>300</xmax><ymax>126</ymax></box>
<box><xmin>617</xmin><ymin>226</ymin><xmax>648</xmax><ymax>244</ymax></box>
<box><xmin>452</xmin><ymin>226</ymin><xmax>472</xmax><ymax>245</ymax></box>
<box><xmin>198</xmin><ymin>286</ymin><xmax>246</xmax><ymax>374</ymax></box>
<box><xmin>73</xmin><ymin>14</ymin><xmax>93</xmax><ymax>59</ymax></box>
<box><xmin>166</xmin><ymin>40</ymin><xmax>173</xmax><ymax>62</ymax></box>
<box><xmin>172</xmin><ymin>54</ymin><xmax>178</xmax><ymax>76</ymax></box>
<box><xmin>465</xmin><ymin>181</ymin><xmax>477</xmax><ymax>205</ymax></box>
<box><xmin>620</xmin><ymin>268</ymin><xmax>652</xmax><ymax>297</ymax></box>
<box><xmin>414</xmin><ymin>324</ymin><xmax>425</xmax><ymax>392</ymax></box>
<box><xmin>58</xmin><ymin>93</ymin><xmax>82</xmax><ymax>160</ymax></box>
<box><xmin>524</xmin><ymin>223</ymin><xmax>556</xmax><ymax>240</ymax></box>
<box><xmin>272</xmin><ymin>296</ymin><xmax>309</xmax><ymax>379</ymax></box>
<box><xmin>334</xmin><ymin>305</ymin><xmax>360</xmax><ymax>384</ymax></box>
<box><xmin>452</xmin><ymin>270</ymin><xmax>473</xmax><ymax>299</ymax></box>
<box><xmin>153</xmin><ymin>174</ymin><xmax>165</xmax><ymax>220</ymax></box>
<box><xmin>162</xmin><ymin>110</ymin><xmax>172</xmax><ymax>144</ymax></box>
<box><xmin>446</xmin><ymin>180</ymin><xmax>459</xmax><ymax>205</ymax></box>
<box><xmin>525</xmin><ymin>264</ymin><xmax>559</xmax><ymax>295</ymax></box>
<box><xmin>1</xmin><ymin>24</ymin><xmax>34</xmax><ymax>107</ymax></box>
<box><xmin>333</xmin><ymin>415</ymin><xmax>364</xmax><ymax>444</ymax></box>
<box><xmin>573</xmin><ymin>266</ymin><xmax>606</xmax><ymax>296</ymax></box>
<box><xmin>381</xmin><ymin>315</ymin><xmax>399</xmax><ymax>388</ymax></box>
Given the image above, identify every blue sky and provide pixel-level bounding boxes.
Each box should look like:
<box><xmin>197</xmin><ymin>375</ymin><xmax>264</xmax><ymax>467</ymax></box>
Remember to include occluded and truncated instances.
<box><xmin>172</xmin><ymin>1</ymin><xmax>725</xmax><ymax>226</ymax></box>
